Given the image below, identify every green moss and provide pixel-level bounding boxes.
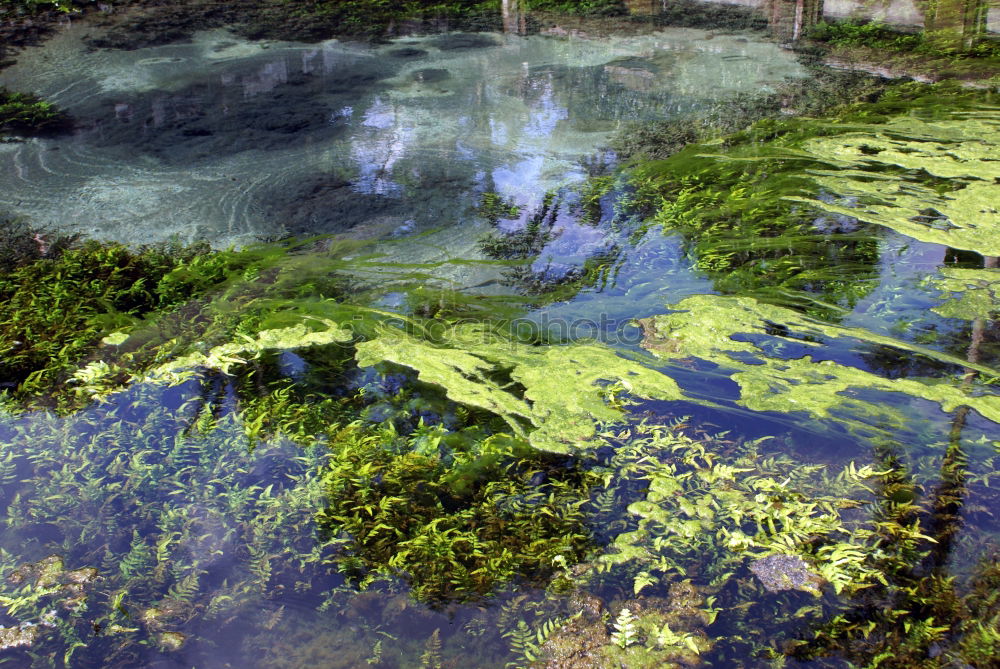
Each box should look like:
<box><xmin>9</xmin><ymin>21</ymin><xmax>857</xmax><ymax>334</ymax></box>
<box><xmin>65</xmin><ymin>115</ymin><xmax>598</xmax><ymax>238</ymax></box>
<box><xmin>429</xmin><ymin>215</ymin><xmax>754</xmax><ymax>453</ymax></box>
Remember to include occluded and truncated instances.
<box><xmin>0</xmin><ymin>88</ymin><xmax>68</xmax><ymax>135</ymax></box>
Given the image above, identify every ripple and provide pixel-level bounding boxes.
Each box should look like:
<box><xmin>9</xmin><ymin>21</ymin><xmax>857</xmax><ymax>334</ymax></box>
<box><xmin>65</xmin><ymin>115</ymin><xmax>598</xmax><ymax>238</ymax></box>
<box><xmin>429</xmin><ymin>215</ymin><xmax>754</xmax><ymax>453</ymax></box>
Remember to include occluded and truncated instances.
<box><xmin>0</xmin><ymin>27</ymin><xmax>807</xmax><ymax>247</ymax></box>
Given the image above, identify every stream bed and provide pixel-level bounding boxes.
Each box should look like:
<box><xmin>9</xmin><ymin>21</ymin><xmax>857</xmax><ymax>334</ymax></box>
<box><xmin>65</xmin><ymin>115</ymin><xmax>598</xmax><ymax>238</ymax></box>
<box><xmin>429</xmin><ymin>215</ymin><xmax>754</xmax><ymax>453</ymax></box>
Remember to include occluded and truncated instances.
<box><xmin>1</xmin><ymin>11</ymin><xmax>999</xmax><ymax>669</ymax></box>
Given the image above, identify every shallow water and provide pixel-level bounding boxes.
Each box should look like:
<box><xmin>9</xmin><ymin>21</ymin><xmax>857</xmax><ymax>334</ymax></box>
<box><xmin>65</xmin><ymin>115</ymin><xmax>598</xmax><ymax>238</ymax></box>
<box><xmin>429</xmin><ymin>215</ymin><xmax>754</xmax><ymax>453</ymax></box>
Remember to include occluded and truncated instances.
<box><xmin>2</xmin><ymin>14</ymin><xmax>1000</xmax><ymax>669</ymax></box>
<box><xmin>0</xmin><ymin>25</ymin><xmax>804</xmax><ymax>251</ymax></box>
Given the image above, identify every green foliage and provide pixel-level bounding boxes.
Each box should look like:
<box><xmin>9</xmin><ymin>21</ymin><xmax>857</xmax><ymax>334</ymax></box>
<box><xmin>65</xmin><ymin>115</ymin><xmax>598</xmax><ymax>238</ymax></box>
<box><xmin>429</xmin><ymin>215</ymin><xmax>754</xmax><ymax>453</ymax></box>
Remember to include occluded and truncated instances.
<box><xmin>810</xmin><ymin>19</ymin><xmax>923</xmax><ymax>52</ymax></box>
<box><xmin>610</xmin><ymin>606</ymin><xmax>638</xmax><ymax>648</ymax></box>
<box><xmin>0</xmin><ymin>381</ymin><xmax>338</xmax><ymax>665</ymax></box>
<box><xmin>0</xmin><ymin>241</ymin><xmax>193</xmax><ymax>398</ymax></box>
<box><xmin>595</xmin><ymin>424</ymin><xmax>890</xmax><ymax>597</ymax></box>
<box><xmin>316</xmin><ymin>422</ymin><xmax>597</xmax><ymax>602</ymax></box>
<box><xmin>477</xmin><ymin>191</ymin><xmax>521</xmax><ymax>225</ymax></box>
<box><xmin>810</xmin><ymin>19</ymin><xmax>1000</xmax><ymax>59</ymax></box>
<box><xmin>524</xmin><ymin>0</ymin><xmax>625</xmax><ymax>16</ymax></box>
<box><xmin>630</xmin><ymin>114</ymin><xmax>881</xmax><ymax>311</ymax></box>
<box><xmin>0</xmin><ymin>88</ymin><xmax>68</xmax><ymax>135</ymax></box>
<box><xmin>298</xmin><ymin>0</ymin><xmax>500</xmax><ymax>35</ymax></box>
<box><xmin>419</xmin><ymin>628</ymin><xmax>443</xmax><ymax>668</ymax></box>
<box><xmin>613</xmin><ymin>68</ymin><xmax>887</xmax><ymax>162</ymax></box>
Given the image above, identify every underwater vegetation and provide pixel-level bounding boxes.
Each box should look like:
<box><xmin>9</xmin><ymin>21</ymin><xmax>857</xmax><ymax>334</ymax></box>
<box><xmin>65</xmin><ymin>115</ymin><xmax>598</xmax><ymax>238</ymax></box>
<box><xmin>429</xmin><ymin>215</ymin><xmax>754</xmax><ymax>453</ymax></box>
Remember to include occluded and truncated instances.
<box><xmin>2</xmin><ymin>5</ymin><xmax>1000</xmax><ymax>666</ymax></box>
<box><xmin>625</xmin><ymin>81</ymin><xmax>997</xmax><ymax>313</ymax></box>
<box><xmin>0</xmin><ymin>88</ymin><xmax>66</xmax><ymax>135</ymax></box>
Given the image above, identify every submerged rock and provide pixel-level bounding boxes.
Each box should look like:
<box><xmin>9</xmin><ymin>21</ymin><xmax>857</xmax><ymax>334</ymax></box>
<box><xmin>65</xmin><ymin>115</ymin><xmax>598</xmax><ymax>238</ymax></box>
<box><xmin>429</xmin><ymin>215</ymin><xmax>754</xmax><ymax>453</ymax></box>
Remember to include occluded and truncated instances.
<box><xmin>749</xmin><ymin>554</ymin><xmax>824</xmax><ymax>594</ymax></box>
<box><xmin>9</xmin><ymin>555</ymin><xmax>64</xmax><ymax>588</ymax></box>
<box><xmin>157</xmin><ymin>630</ymin><xmax>187</xmax><ymax>652</ymax></box>
<box><xmin>388</xmin><ymin>47</ymin><xmax>428</xmax><ymax>58</ymax></box>
<box><xmin>412</xmin><ymin>68</ymin><xmax>450</xmax><ymax>83</ymax></box>
<box><xmin>0</xmin><ymin>623</ymin><xmax>38</xmax><ymax>651</ymax></box>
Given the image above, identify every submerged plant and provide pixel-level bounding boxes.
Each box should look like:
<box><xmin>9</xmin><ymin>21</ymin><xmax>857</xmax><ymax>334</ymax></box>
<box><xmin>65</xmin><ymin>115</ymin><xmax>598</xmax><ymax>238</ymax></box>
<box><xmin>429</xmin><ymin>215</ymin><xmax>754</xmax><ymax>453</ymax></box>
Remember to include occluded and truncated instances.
<box><xmin>316</xmin><ymin>422</ymin><xmax>598</xmax><ymax>602</ymax></box>
<box><xmin>638</xmin><ymin>294</ymin><xmax>1000</xmax><ymax>431</ymax></box>
<box><xmin>790</xmin><ymin>109</ymin><xmax>1000</xmax><ymax>256</ymax></box>
<box><xmin>0</xmin><ymin>88</ymin><xmax>68</xmax><ymax>135</ymax></box>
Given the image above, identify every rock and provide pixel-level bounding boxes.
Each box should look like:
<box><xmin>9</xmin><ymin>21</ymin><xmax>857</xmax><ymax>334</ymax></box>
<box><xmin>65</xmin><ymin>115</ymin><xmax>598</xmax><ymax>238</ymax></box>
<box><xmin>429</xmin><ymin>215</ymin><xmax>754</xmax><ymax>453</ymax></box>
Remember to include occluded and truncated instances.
<box><xmin>0</xmin><ymin>623</ymin><xmax>39</xmax><ymax>651</ymax></box>
<box><xmin>749</xmin><ymin>554</ymin><xmax>824</xmax><ymax>594</ymax></box>
<box><xmin>412</xmin><ymin>68</ymin><xmax>450</xmax><ymax>83</ymax></box>
<box><xmin>537</xmin><ymin>615</ymin><xmax>612</xmax><ymax>669</ymax></box>
<box><xmin>157</xmin><ymin>630</ymin><xmax>187</xmax><ymax>652</ymax></box>
<box><xmin>9</xmin><ymin>555</ymin><xmax>64</xmax><ymax>588</ymax></box>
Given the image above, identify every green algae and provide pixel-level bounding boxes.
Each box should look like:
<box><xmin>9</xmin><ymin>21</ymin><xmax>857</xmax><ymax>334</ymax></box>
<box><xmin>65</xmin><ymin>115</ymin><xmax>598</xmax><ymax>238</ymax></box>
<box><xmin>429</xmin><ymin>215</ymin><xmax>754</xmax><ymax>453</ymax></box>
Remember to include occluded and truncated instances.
<box><xmin>931</xmin><ymin>267</ymin><xmax>1000</xmax><ymax>321</ymax></box>
<box><xmin>639</xmin><ymin>295</ymin><xmax>1000</xmax><ymax>425</ymax></box>
<box><xmin>789</xmin><ymin>111</ymin><xmax>1000</xmax><ymax>256</ymax></box>
<box><xmin>356</xmin><ymin>324</ymin><xmax>683</xmax><ymax>453</ymax></box>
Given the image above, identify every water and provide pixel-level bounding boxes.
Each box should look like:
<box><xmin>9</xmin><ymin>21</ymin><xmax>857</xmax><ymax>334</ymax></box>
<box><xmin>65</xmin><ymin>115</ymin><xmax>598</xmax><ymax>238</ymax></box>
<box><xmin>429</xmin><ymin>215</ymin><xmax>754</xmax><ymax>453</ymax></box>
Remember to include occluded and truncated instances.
<box><xmin>0</xmin><ymin>24</ymin><xmax>803</xmax><ymax>251</ymax></box>
<box><xmin>2</xmin><ymin>14</ymin><xmax>999</xmax><ymax>669</ymax></box>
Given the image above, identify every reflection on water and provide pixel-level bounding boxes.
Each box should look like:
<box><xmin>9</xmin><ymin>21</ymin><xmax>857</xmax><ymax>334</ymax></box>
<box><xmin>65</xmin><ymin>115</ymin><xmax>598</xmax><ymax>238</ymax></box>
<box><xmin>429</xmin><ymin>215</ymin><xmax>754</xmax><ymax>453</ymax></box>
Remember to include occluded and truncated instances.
<box><xmin>2</xmin><ymin>14</ymin><xmax>999</xmax><ymax>669</ymax></box>
<box><xmin>0</xmin><ymin>26</ymin><xmax>805</xmax><ymax>248</ymax></box>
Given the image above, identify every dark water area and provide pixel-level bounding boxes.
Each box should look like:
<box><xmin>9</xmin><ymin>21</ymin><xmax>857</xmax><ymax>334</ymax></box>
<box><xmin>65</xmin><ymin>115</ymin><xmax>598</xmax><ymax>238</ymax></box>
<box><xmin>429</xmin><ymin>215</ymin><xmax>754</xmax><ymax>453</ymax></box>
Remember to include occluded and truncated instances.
<box><xmin>1</xmin><ymin>9</ymin><xmax>999</xmax><ymax>669</ymax></box>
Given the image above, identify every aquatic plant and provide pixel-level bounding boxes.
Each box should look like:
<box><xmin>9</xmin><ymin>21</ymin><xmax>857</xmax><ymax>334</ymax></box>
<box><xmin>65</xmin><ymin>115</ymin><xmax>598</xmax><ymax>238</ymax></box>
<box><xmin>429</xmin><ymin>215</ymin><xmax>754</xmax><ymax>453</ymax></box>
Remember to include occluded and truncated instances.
<box><xmin>0</xmin><ymin>381</ymin><xmax>340</xmax><ymax>666</ymax></box>
<box><xmin>0</xmin><ymin>88</ymin><xmax>67</xmax><ymax>135</ymax></box>
<box><xmin>791</xmin><ymin>108</ymin><xmax>1000</xmax><ymax>256</ymax></box>
<box><xmin>639</xmin><ymin>294</ymin><xmax>1000</xmax><ymax>431</ymax></box>
<box><xmin>355</xmin><ymin>322</ymin><xmax>682</xmax><ymax>452</ymax></box>
<box><xmin>593</xmin><ymin>424</ymin><xmax>891</xmax><ymax>598</ymax></box>
<box><xmin>316</xmin><ymin>419</ymin><xmax>598</xmax><ymax>602</ymax></box>
<box><xmin>0</xmin><ymin>240</ymin><xmax>200</xmax><ymax>400</ymax></box>
<box><xmin>630</xmin><ymin>113</ymin><xmax>883</xmax><ymax>313</ymax></box>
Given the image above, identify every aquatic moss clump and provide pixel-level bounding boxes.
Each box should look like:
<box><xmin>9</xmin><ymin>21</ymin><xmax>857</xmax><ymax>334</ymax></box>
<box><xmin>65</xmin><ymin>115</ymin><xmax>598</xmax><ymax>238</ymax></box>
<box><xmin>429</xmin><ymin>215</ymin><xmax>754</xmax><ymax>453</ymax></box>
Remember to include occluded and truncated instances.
<box><xmin>0</xmin><ymin>88</ymin><xmax>68</xmax><ymax>135</ymax></box>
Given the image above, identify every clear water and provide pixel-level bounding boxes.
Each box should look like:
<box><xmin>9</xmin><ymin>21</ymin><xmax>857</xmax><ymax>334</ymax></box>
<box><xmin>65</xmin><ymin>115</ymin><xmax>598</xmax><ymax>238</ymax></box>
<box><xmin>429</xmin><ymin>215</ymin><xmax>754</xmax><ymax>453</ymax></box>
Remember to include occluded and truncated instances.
<box><xmin>2</xmin><ymin>16</ymin><xmax>999</xmax><ymax>669</ymax></box>
<box><xmin>0</xmin><ymin>24</ymin><xmax>804</xmax><ymax>252</ymax></box>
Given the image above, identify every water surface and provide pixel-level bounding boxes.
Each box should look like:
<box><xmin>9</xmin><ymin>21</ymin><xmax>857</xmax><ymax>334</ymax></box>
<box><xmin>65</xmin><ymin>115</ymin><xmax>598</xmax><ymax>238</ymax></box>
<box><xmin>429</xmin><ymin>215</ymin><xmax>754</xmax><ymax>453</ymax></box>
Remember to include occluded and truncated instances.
<box><xmin>0</xmin><ymin>25</ymin><xmax>804</xmax><ymax>251</ymax></box>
